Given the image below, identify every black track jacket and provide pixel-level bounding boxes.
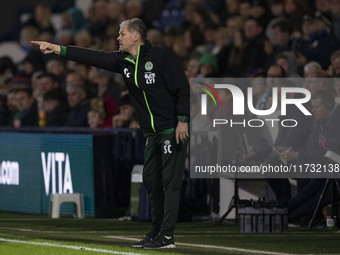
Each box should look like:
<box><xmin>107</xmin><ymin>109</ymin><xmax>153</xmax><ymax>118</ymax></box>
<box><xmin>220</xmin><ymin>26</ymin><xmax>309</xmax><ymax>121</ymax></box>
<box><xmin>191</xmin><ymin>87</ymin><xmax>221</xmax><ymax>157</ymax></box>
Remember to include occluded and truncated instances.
<box><xmin>63</xmin><ymin>40</ymin><xmax>190</xmax><ymax>133</ymax></box>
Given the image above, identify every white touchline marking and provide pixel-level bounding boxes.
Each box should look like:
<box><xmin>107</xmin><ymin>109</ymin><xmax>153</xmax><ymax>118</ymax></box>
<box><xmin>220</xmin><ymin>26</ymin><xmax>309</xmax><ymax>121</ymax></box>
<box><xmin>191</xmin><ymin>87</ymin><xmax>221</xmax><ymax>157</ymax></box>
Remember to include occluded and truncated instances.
<box><xmin>0</xmin><ymin>238</ymin><xmax>145</xmax><ymax>255</ymax></box>
<box><xmin>105</xmin><ymin>236</ymin><xmax>340</xmax><ymax>255</ymax></box>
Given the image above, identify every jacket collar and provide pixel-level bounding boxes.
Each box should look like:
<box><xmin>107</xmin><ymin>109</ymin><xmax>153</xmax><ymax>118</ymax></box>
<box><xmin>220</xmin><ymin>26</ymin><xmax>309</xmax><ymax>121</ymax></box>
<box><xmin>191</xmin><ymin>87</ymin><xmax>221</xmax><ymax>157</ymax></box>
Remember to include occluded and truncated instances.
<box><xmin>139</xmin><ymin>40</ymin><xmax>152</xmax><ymax>57</ymax></box>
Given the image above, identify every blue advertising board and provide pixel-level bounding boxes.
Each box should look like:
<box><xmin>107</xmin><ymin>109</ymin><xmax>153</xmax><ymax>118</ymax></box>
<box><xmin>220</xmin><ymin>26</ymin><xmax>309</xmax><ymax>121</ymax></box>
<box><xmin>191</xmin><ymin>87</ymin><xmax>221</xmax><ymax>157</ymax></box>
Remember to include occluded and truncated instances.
<box><xmin>0</xmin><ymin>132</ymin><xmax>95</xmax><ymax>216</ymax></box>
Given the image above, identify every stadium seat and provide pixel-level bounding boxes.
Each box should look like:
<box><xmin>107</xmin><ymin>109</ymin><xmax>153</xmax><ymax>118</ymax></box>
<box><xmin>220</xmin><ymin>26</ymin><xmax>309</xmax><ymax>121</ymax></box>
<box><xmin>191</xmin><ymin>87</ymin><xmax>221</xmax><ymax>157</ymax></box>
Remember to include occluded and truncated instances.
<box><xmin>49</xmin><ymin>193</ymin><xmax>84</xmax><ymax>219</ymax></box>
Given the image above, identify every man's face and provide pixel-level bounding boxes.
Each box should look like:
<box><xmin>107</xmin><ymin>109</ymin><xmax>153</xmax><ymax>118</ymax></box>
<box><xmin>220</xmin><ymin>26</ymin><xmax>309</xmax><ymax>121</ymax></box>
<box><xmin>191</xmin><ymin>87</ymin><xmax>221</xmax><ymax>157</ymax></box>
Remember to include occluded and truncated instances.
<box><xmin>47</xmin><ymin>60</ymin><xmax>64</xmax><ymax>76</ymax></box>
<box><xmin>88</xmin><ymin>111</ymin><xmax>102</xmax><ymax>128</ymax></box>
<box><xmin>67</xmin><ymin>88</ymin><xmax>86</xmax><ymax>108</ymax></box>
<box><xmin>119</xmin><ymin>104</ymin><xmax>134</xmax><ymax>119</ymax></box>
<box><xmin>311</xmin><ymin>98</ymin><xmax>331</xmax><ymax>120</ymax></box>
<box><xmin>252</xmin><ymin>78</ymin><xmax>266</xmax><ymax>96</ymax></box>
<box><xmin>15</xmin><ymin>91</ymin><xmax>34</xmax><ymax>112</ymax></box>
<box><xmin>7</xmin><ymin>92</ymin><xmax>17</xmax><ymax>111</ymax></box>
<box><xmin>276</xmin><ymin>58</ymin><xmax>289</xmax><ymax>74</ymax></box>
<box><xmin>117</xmin><ymin>25</ymin><xmax>137</xmax><ymax>53</ymax></box>
<box><xmin>244</xmin><ymin>20</ymin><xmax>261</xmax><ymax>40</ymax></box>
<box><xmin>266</xmin><ymin>66</ymin><xmax>284</xmax><ymax>87</ymax></box>
<box><xmin>39</xmin><ymin>77</ymin><xmax>58</xmax><ymax>93</ymax></box>
<box><xmin>305</xmin><ymin>72</ymin><xmax>325</xmax><ymax>96</ymax></box>
<box><xmin>43</xmin><ymin>99</ymin><xmax>58</xmax><ymax>113</ymax></box>
<box><xmin>272</xmin><ymin>27</ymin><xmax>289</xmax><ymax>47</ymax></box>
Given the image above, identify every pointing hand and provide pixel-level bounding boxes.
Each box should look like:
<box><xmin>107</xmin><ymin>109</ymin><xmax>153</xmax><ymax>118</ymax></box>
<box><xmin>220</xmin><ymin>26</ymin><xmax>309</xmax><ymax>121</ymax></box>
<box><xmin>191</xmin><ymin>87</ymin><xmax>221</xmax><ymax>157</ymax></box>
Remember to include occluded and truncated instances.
<box><xmin>31</xmin><ymin>41</ymin><xmax>60</xmax><ymax>54</ymax></box>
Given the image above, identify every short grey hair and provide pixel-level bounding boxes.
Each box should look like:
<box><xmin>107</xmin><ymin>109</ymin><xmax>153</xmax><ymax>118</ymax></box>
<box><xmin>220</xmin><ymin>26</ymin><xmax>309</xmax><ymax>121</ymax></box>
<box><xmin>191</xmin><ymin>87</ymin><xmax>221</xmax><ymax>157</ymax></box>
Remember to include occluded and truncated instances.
<box><xmin>66</xmin><ymin>81</ymin><xmax>86</xmax><ymax>93</ymax></box>
<box><xmin>120</xmin><ymin>18</ymin><xmax>147</xmax><ymax>42</ymax></box>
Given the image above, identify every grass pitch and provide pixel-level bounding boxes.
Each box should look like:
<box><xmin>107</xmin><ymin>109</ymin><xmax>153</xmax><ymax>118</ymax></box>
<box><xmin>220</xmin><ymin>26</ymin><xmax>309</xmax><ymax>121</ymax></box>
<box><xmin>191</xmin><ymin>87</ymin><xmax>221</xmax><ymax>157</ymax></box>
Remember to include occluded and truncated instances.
<box><xmin>0</xmin><ymin>212</ymin><xmax>339</xmax><ymax>255</ymax></box>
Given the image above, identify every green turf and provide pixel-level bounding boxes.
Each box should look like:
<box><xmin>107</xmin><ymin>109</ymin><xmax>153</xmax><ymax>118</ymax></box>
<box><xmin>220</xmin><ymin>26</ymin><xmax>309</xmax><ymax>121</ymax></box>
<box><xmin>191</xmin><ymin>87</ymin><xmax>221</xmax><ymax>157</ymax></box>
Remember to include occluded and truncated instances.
<box><xmin>0</xmin><ymin>212</ymin><xmax>339</xmax><ymax>255</ymax></box>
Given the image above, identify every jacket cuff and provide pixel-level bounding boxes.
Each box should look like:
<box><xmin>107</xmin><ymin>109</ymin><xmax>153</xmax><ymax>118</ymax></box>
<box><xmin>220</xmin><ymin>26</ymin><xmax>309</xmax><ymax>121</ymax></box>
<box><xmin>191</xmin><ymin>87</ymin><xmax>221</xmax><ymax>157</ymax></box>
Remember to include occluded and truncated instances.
<box><xmin>177</xmin><ymin>115</ymin><xmax>189</xmax><ymax>123</ymax></box>
<box><xmin>60</xmin><ymin>46</ymin><xmax>67</xmax><ymax>57</ymax></box>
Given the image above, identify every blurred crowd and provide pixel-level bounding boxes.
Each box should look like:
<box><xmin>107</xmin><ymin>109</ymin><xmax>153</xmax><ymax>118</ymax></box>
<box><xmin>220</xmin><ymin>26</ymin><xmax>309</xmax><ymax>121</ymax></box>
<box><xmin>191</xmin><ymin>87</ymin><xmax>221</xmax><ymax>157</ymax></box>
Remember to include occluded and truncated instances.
<box><xmin>0</xmin><ymin>0</ymin><xmax>340</xmax><ymax>129</ymax></box>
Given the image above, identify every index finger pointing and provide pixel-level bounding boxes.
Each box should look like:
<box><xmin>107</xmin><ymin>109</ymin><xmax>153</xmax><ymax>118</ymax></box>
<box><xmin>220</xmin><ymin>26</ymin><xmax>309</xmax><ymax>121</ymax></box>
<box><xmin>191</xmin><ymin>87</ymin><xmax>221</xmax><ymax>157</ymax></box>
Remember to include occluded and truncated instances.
<box><xmin>31</xmin><ymin>41</ymin><xmax>43</xmax><ymax>45</ymax></box>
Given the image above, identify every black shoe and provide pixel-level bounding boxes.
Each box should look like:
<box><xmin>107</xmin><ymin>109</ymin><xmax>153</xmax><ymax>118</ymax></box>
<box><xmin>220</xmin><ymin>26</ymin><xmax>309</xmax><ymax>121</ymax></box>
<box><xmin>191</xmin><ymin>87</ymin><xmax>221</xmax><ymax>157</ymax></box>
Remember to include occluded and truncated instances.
<box><xmin>143</xmin><ymin>234</ymin><xmax>176</xmax><ymax>249</ymax></box>
<box><xmin>131</xmin><ymin>232</ymin><xmax>158</xmax><ymax>248</ymax></box>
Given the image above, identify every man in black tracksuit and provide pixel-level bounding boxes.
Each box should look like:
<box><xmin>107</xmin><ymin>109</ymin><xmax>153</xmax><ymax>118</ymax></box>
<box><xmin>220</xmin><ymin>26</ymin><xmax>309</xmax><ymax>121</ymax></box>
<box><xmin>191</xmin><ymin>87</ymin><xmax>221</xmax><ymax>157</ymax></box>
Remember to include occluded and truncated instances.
<box><xmin>32</xmin><ymin>18</ymin><xmax>190</xmax><ymax>249</ymax></box>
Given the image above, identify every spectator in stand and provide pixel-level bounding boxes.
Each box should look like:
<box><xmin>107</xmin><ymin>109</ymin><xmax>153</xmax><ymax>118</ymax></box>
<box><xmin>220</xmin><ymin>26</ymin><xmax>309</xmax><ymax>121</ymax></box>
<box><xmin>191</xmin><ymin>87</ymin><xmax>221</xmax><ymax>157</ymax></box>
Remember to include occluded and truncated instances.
<box><xmin>107</xmin><ymin>0</ymin><xmax>125</xmax><ymax>29</ymax></box>
<box><xmin>13</xmin><ymin>87</ymin><xmax>38</xmax><ymax>128</ymax></box>
<box><xmin>276</xmin><ymin>51</ymin><xmax>301</xmax><ymax>78</ymax></box>
<box><xmin>249</xmin><ymin>0</ymin><xmax>271</xmax><ymax>27</ymax></box>
<box><xmin>5</xmin><ymin>88</ymin><xmax>18</xmax><ymax>126</ymax></box>
<box><xmin>224</xmin><ymin>15</ymin><xmax>243</xmax><ymax>47</ymax></box>
<box><xmin>20</xmin><ymin>52</ymin><xmax>45</xmax><ymax>77</ymax></box>
<box><xmin>266</xmin><ymin>64</ymin><xmax>285</xmax><ymax>87</ymax></box>
<box><xmin>20</xmin><ymin>25</ymin><xmax>40</xmax><ymax>55</ymax></box>
<box><xmin>147</xmin><ymin>29</ymin><xmax>163</xmax><ymax>47</ymax></box>
<box><xmin>211</xmin><ymin>27</ymin><xmax>228</xmax><ymax>55</ymax></box>
<box><xmin>0</xmin><ymin>56</ymin><xmax>15</xmax><ymax>96</ymax></box>
<box><xmin>185</xmin><ymin>54</ymin><xmax>201</xmax><ymax>80</ymax></box>
<box><xmin>315</xmin><ymin>0</ymin><xmax>332</xmax><ymax>18</ymax></box>
<box><xmin>125</xmin><ymin>0</ymin><xmax>153</xmax><ymax>29</ymax></box>
<box><xmin>255</xmin><ymin>64</ymin><xmax>285</xmax><ymax>110</ymax></box>
<box><xmin>19</xmin><ymin>25</ymin><xmax>46</xmax><ymax>72</ymax></box>
<box><xmin>218</xmin><ymin>30</ymin><xmax>245</xmax><ymax>77</ymax></box>
<box><xmin>0</xmin><ymin>94</ymin><xmax>7</xmax><ymax>125</ymax></box>
<box><xmin>239</xmin><ymin>0</ymin><xmax>251</xmax><ymax>20</ymax></box>
<box><xmin>329</xmin><ymin>50</ymin><xmax>340</xmax><ymax>76</ymax></box>
<box><xmin>303</xmin><ymin>61</ymin><xmax>323</xmax><ymax>77</ymax></box>
<box><xmin>37</xmin><ymin>73</ymin><xmax>60</xmax><ymax>94</ymax></box>
<box><xmin>91</xmin><ymin>68</ymin><xmax>120</xmax><ymax>126</ymax></box>
<box><xmin>184</xmin><ymin>25</ymin><xmax>205</xmax><ymax>54</ymax></box>
<box><xmin>62</xmin><ymin>7</ymin><xmax>89</xmax><ymax>37</ymax></box>
<box><xmin>251</xmin><ymin>72</ymin><xmax>267</xmax><ymax>109</ymax></box>
<box><xmin>88</xmin><ymin>0</ymin><xmax>109</xmax><ymax>41</ymax></box>
<box><xmin>162</xmin><ymin>27</ymin><xmax>178</xmax><ymax>48</ymax></box>
<box><xmin>112</xmin><ymin>94</ymin><xmax>135</xmax><ymax>128</ymax></box>
<box><xmin>94</xmin><ymin>69</ymin><xmax>121</xmax><ymax>101</ymax></box>
<box><xmin>65</xmin><ymin>82</ymin><xmax>91</xmax><ymax>127</ymax></box>
<box><xmin>198</xmin><ymin>53</ymin><xmax>218</xmax><ymax>78</ymax></box>
<box><xmin>55</xmin><ymin>29</ymin><xmax>73</xmax><ymax>47</ymax></box>
<box><xmin>46</xmin><ymin>58</ymin><xmax>67</xmax><ymax>84</ymax></box>
<box><xmin>87</xmin><ymin>98</ymin><xmax>106</xmax><ymax>129</ymax></box>
<box><xmin>43</xmin><ymin>89</ymin><xmax>69</xmax><ymax>127</ymax></box>
<box><xmin>270</xmin><ymin>0</ymin><xmax>285</xmax><ymax>18</ymax></box>
<box><xmin>190</xmin><ymin>3</ymin><xmax>212</xmax><ymax>32</ymax></box>
<box><xmin>9</xmin><ymin>71</ymin><xmax>31</xmax><ymax>88</ymax></box>
<box><xmin>201</xmin><ymin>22</ymin><xmax>218</xmax><ymax>53</ymax></box>
<box><xmin>304</xmin><ymin>68</ymin><xmax>333</xmax><ymax>96</ymax></box>
<box><xmin>280</xmin><ymin>91</ymin><xmax>340</xmax><ymax>223</ymax></box>
<box><xmin>65</xmin><ymin>71</ymin><xmax>84</xmax><ymax>85</ymax></box>
<box><xmin>172</xmin><ymin>34</ymin><xmax>189</xmax><ymax>65</ymax></box>
<box><xmin>330</xmin><ymin>0</ymin><xmax>340</xmax><ymax>42</ymax></box>
<box><xmin>224</xmin><ymin>0</ymin><xmax>239</xmax><ymax>18</ymax></box>
<box><xmin>74</xmin><ymin>30</ymin><xmax>93</xmax><ymax>48</ymax></box>
<box><xmin>26</xmin><ymin>4</ymin><xmax>55</xmax><ymax>35</ymax></box>
<box><xmin>241</xmin><ymin>17</ymin><xmax>266</xmax><ymax>76</ymax></box>
<box><xmin>284</xmin><ymin>0</ymin><xmax>306</xmax><ymax>32</ymax></box>
<box><xmin>296</xmin><ymin>13</ymin><xmax>338</xmax><ymax>69</ymax></box>
<box><xmin>271</xmin><ymin>19</ymin><xmax>293</xmax><ymax>54</ymax></box>
<box><xmin>266</xmin><ymin>79</ymin><xmax>313</xmax><ymax>203</ymax></box>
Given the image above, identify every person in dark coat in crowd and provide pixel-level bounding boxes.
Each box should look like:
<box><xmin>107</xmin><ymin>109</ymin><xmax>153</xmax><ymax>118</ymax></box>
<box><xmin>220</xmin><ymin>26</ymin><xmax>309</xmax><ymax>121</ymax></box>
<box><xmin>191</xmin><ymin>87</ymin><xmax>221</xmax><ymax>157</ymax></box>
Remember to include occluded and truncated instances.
<box><xmin>43</xmin><ymin>89</ymin><xmax>69</xmax><ymax>127</ymax></box>
<box><xmin>13</xmin><ymin>87</ymin><xmax>38</xmax><ymax>127</ymax></box>
<box><xmin>65</xmin><ymin>82</ymin><xmax>90</xmax><ymax>127</ymax></box>
<box><xmin>279</xmin><ymin>91</ymin><xmax>340</xmax><ymax>223</ymax></box>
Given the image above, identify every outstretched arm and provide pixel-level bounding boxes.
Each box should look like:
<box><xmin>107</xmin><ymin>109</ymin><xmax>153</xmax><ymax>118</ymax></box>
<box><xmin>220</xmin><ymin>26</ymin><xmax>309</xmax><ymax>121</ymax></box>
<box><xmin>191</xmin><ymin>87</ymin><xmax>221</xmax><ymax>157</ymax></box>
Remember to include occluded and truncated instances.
<box><xmin>31</xmin><ymin>41</ymin><xmax>120</xmax><ymax>72</ymax></box>
<box><xmin>31</xmin><ymin>41</ymin><xmax>61</xmax><ymax>55</ymax></box>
